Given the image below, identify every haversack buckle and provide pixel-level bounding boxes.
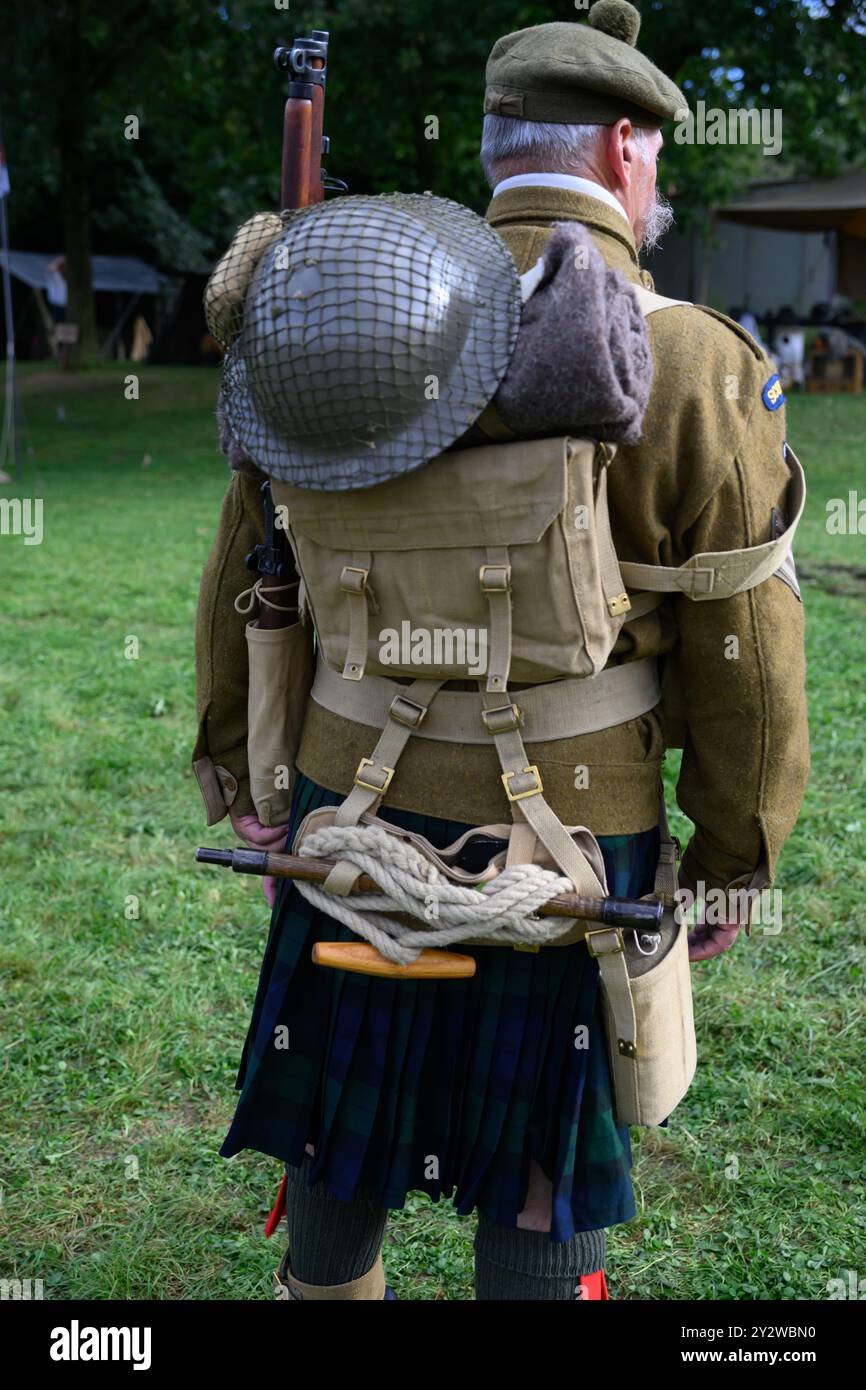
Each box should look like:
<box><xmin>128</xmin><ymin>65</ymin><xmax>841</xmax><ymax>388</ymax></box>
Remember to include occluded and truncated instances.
<box><xmin>354</xmin><ymin>758</ymin><xmax>395</xmax><ymax>794</ymax></box>
<box><xmin>482</xmin><ymin>703</ymin><xmax>523</xmax><ymax>735</ymax></box>
<box><xmin>388</xmin><ymin>694</ymin><xmax>428</xmax><ymax>730</ymax></box>
<box><xmin>501</xmin><ymin>765</ymin><xmax>542</xmax><ymax>802</ymax></box>
<box><xmin>585</xmin><ymin>927</ymin><xmax>625</xmax><ymax>959</ymax></box>
<box><xmin>479</xmin><ymin>564</ymin><xmax>512</xmax><ymax>594</ymax></box>
<box><xmin>340</xmin><ymin>565</ymin><xmax>369</xmax><ymax>595</ymax></box>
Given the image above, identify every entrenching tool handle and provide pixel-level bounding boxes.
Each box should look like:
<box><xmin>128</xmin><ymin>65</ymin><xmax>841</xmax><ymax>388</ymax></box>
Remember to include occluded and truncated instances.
<box><xmin>312</xmin><ymin>942</ymin><xmax>477</xmax><ymax>980</ymax></box>
<box><xmin>196</xmin><ymin>847</ymin><xmax>665</xmax><ymax>930</ymax></box>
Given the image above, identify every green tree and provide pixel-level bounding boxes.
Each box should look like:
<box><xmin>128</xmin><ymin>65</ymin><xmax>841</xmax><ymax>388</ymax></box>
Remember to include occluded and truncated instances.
<box><xmin>4</xmin><ymin>0</ymin><xmax>866</xmax><ymax>363</ymax></box>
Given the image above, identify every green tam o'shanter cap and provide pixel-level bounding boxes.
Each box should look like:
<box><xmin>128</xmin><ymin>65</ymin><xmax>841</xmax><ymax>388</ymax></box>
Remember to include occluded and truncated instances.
<box><xmin>484</xmin><ymin>0</ymin><xmax>686</xmax><ymax>129</ymax></box>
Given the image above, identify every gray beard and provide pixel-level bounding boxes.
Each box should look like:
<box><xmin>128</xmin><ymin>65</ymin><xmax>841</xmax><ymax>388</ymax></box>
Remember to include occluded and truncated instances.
<box><xmin>640</xmin><ymin>190</ymin><xmax>675</xmax><ymax>253</ymax></box>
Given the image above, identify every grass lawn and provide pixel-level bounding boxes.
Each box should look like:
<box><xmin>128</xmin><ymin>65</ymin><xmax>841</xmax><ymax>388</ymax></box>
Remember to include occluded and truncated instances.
<box><xmin>0</xmin><ymin>364</ymin><xmax>864</xmax><ymax>1300</ymax></box>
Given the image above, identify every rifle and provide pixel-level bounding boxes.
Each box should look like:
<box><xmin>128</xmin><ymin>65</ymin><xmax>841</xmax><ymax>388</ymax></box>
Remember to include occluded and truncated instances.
<box><xmin>244</xmin><ymin>30</ymin><xmax>339</xmax><ymax>630</ymax></box>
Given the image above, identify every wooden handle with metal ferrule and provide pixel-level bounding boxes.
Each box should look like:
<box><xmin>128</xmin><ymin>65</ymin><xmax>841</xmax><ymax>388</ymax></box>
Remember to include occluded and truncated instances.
<box><xmin>311</xmin><ymin>942</ymin><xmax>477</xmax><ymax>979</ymax></box>
<box><xmin>195</xmin><ymin>847</ymin><xmax>664</xmax><ymax>930</ymax></box>
<box><xmin>195</xmin><ymin>845</ymin><xmax>665</xmax><ymax>979</ymax></box>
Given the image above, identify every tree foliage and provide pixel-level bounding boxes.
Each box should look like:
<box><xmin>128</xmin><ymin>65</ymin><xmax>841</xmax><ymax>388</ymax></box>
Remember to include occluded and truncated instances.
<box><xmin>2</xmin><ymin>0</ymin><xmax>865</xmax><ymax>352</ymax></box>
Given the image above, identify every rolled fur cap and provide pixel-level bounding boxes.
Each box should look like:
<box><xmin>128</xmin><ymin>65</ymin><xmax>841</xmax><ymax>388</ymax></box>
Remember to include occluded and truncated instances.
<box><xmin>493</xmin><ymin>221</ymin><xmax>654</xmax><ymax>446</ymax></box>
<box><xmin>484</xmin><ymin>0</ymin><xmax>686</xmax><ymax>128</ymax></box>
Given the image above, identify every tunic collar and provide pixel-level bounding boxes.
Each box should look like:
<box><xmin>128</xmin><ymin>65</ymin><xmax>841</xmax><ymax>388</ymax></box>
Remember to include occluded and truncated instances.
<box><xmin>485</xmin><ymin>184</ymin><xmax>641</xmax><ymax>274</ymax></box>
<box><xmin>491</xmin><ymin>172</ymin><xmax>630</xmax><ymax>226</ymax></box>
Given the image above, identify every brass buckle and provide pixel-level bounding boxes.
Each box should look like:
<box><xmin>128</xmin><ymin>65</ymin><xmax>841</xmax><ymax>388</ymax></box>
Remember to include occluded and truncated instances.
<box><xmin>585</xmin><ymin>927</ymin><xmax>625</xmax><ymax>959</ymax></box>
<box><xmin>479</xmin><ymin>563</ymin><xmax>511</xmax><ymax>594</ymax></box>
<box><xmin>354</xmin><ymin>758</ymin><xmax>394</xmax><ymax>794</ymax></box>
<box><xmin>388</xmin><ymin>694</ymin><xmax>428</xmax><ymax>730</ymax></box>
<box><xmin>340</xmin><ymin>565</ymin><xmax>369</xmax><ymax>595</ymax></box>
<box><xmin>501</xmin><ymin>765</ymin><xmax>542</xmax><ymax>802</ymax></box>
<box><xmin>482</xmin><ymin>703</ymin><xmax>523</xmax><ymax>735</ymax></box>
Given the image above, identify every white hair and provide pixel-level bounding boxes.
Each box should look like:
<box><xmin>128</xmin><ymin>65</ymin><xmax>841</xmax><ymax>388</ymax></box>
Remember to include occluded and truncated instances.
<box><xmin>480</xmin><ymin>113</ymin><xmax>657</xmax><ymax>188</ymax></box>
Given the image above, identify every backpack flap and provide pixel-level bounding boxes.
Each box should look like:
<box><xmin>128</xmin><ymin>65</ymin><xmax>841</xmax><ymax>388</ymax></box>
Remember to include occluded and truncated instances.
<box><xmin>271</xmin><ymin>434</ymin><xmax>632</xmax><ymax>686</ymax></box>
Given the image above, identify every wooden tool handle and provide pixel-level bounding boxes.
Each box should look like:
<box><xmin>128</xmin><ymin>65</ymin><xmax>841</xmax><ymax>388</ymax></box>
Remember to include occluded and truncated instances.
<box><xmin>259</xmin><ymin>851</ymin><xmax>662</xmax><ymax>927</ymax></box>
<box><xmin>312</xmin><ymin>942</ymin><xmax>477</xmax><ymax>980</ymax></box>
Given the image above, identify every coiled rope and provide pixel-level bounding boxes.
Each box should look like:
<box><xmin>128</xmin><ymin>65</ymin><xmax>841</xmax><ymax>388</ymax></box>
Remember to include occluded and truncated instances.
<box><xmin>295</xmin><ymin>824</ymin><xmax>580</xmax><ymax>965</ymax></box>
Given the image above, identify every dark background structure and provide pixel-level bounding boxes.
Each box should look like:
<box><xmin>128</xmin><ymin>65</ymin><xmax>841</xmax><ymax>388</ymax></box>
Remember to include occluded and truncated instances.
<box><xmin>3</xmin><ymin>0</ymin><xmax>866</xmax><ymax>362</ymax></box>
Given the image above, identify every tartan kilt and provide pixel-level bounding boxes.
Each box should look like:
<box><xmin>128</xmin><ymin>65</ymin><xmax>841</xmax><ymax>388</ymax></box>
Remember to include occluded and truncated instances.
<box><xmin>220</xmin><ymin>773</ymin><xmax>661</xmax><ymax>1243</ymax></box>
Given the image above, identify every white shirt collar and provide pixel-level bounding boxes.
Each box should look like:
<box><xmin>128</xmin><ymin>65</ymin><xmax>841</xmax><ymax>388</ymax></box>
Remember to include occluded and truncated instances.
<box><xmin>491</xmin><ymin>172</ymin><xmax>630</xmax><ymax>225</ymax></box>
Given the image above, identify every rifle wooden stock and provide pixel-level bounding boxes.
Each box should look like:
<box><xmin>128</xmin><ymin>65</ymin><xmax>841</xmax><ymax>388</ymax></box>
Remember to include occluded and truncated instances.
<box><xmin>280</xmin><ymin>93</ymin><xmax>314</xmax><ymax>209</ymax></box>
<box><xmin>309</xmin><ymin>80</ymin><xmax>325</xmax><ymax>205</ymax></box>
<box><xmin>258</xmin><ymin>40</ymin><xmax>328</xmax><ymax>630</ymax></box>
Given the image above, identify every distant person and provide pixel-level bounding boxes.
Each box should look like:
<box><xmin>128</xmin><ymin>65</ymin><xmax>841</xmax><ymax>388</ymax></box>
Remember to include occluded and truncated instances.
<box><xmin>45</xmin><ymin>255</ymin><xmax>67</xmax><ymax>324</ymax></box>
<box><xmin>729</xmin><ymin>304</ymin><xmax>768</xmax><ymax>352</ymax></box>
<box><xmin>130</xmin><ymin>315</ymin><xmax>153</xmax><ymax>362</ymax></box>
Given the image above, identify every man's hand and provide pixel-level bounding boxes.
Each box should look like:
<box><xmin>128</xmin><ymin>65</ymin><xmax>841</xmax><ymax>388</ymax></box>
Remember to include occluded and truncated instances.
<box><xmin>687</xmin><ymin>919</ymin><xmax>741</xmax><ymax>961</ymax></box>
<box><xmin>229</xmin><ymin>810</ymin><xmax>288</xmax><ymax>907</ymax></box>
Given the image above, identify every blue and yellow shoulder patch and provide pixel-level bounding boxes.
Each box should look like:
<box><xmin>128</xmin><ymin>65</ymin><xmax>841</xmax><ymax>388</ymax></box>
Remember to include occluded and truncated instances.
<box><xmin>762</xmin><ymin>375</ymin><xmax>785</xmax><ymax>411</ymax></box>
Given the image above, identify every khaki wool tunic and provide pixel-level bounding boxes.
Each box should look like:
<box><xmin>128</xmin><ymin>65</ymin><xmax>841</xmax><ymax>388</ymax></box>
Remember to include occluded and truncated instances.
<box><xmin>192</xmin><ymin>187</ymin><xmax>810</xmax><ymax>898</ymax></box>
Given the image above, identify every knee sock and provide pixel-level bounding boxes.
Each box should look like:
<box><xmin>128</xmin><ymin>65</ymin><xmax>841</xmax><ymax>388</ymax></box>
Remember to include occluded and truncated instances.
<box><xmin>283</xmin><ymin>1154</ymin><xmax>389</xmax><ymax>1285</ymax></box>
<box><xmin>474</xmin><ymin>1214</ymin><xmax>606</xmax><ymax>1301</ymax></box>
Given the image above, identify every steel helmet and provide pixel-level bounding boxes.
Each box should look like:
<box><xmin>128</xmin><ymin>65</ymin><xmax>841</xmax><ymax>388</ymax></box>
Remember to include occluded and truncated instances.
<box><xmin>220</xmin><ymin>193</ymin><xmax>522</xmax><ymax>490</ymax></box>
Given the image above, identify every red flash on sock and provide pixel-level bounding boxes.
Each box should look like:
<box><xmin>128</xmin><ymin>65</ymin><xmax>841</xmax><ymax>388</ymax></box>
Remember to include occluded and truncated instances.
<box><xmin>264</xmin><ymin>1174</ymin><xmax>288</xmax><ymax>1239</ymax></box>
<box><xmin>578</xmin><ymin>1269</ymin><xmax>609</xmax><ymax>1300</ymax></box>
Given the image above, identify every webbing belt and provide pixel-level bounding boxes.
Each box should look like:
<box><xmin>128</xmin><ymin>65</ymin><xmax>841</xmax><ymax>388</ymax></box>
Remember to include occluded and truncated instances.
<box><xmin>311</xmin><ymin>653</ymin><xmax>662</xmax><ymax>746</ymax></box>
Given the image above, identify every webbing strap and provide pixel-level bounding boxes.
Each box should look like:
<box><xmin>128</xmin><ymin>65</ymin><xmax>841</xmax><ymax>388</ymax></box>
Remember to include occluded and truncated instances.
<box><xmin>481</xmin><ymin>546</ymin><xmax>513</xmax><ymax>694</ymax></box>
<box><xmin>326</xmin><ymin>675</ymin><xmax>444</xmax><ymax>896</ymax></box>
<box><xmin>619</xmin><ymin>448</ymin><xmax>806</xmax><ymax>600</ymax></box>
<box><xmin>589</xmin><ymin>782</ymin><xmax>678</xmax><ymax>1056</ymax></box>
<box><xmin>594</xmin><ymin>454</ymin><xmax>631</xmax><ymax>617</ymax></box>
<box><xmin>479</xmin><ymin>686</ymin><xmax>607</xmax><ymax>898</ymax></box>
<box><xmin>631</xmin><ymin>287</ymin><xmax>807</xmax><ymax>603</ymax></box>
<box><xmin>653</xmin><ymin>786</ymin><xmax>680</xmax><ymax>906</ymax></box>
<box><xmin>473</xmin><ymin>401</ymin><xmax>515</xmax><ymax>442</ymax></box>
<box><xmin>504</xmin><ymin>819</ymin><xmax>539</xmax><ymax>870</ymax></box>
<box><xmin>623</xmin><ymin>591</ymin><xmax>664</xmax><ymax>623</ymax></box>
<box><xmin>333</xmin><ymin>677</ymin><xmax>445</xmax><ymax>830</ymax></box>
<box><xmin>311</xmin><ymin>653</ymin><xmax>661</xmax><ymax>745</ymax></box>
<box><xmin>590</xmin><ymin>931</ymin><xmax>638</xmax><ymax>1054</ymax></box>
<box><xmin>340</xmin><ymin>550</ymin><xmax>372</xmax><ymax>681</ymax></box>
